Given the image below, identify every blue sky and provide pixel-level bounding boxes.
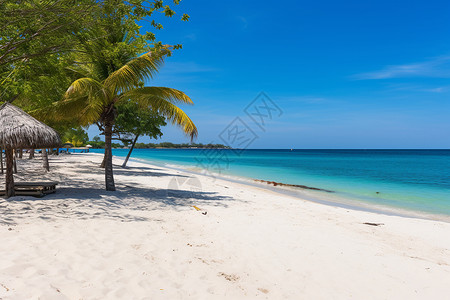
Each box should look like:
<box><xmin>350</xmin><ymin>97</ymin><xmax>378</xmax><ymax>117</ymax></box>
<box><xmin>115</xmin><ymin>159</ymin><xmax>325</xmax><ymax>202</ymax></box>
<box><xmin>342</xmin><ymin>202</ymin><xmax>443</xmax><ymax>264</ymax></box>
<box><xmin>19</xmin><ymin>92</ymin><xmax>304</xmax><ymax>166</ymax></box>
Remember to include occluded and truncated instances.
<box><xmin>89</xmin><ymin>0</ymin><xmax>450</xmax><ymax>148</ymax></box>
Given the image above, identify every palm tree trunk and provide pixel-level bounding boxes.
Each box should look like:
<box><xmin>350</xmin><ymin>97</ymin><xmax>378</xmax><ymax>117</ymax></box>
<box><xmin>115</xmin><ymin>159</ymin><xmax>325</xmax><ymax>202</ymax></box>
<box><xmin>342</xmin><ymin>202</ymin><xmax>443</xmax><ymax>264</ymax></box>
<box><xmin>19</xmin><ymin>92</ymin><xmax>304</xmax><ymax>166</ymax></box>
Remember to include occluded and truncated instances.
<box><xmin>5</xmin><ymin>148</ymin><xmax>15</xmax><ymax>198</ymax></box>
<box><xmin>29</xmin><ymin>149</ymin><xmax>35</xmax><ymax>159</ymax></box>
<box><xmin>104</xmin><ymin>119</ymin><xmax>115</xmax><ymax>191</ymax></box>
<box><xmin>122</xmin><ymin>134</ymin><xmax>139</xmax><ymax>168</ymax></box>
<box><xmin>43</xmin><ymin>149</ymin><xmax>49</xmax><ymax>171</ymax></box>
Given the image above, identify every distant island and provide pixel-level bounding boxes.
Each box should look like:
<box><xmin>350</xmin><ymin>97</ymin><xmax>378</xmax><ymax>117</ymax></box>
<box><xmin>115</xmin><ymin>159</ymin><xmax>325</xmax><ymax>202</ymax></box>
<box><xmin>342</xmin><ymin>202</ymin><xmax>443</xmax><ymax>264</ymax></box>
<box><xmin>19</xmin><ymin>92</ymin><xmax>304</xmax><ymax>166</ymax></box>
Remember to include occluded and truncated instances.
<box><xmin>131</xmin><ymin>142</ymin><xmax>231</xmax><ymax>149</ymax></box>
<box><xmin>86</xmin><ymin>141</ymin><xmax>231</xmax><ymax>149</ymax></box>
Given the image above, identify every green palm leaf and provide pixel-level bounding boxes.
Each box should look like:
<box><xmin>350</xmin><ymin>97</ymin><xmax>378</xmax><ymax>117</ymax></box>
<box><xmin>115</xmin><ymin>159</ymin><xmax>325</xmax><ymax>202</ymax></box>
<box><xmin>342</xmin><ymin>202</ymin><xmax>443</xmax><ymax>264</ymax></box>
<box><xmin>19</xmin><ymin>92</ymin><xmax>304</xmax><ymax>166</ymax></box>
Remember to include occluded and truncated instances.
<box><xmin>34</xmin><ymin>78</ymin><xmax>107</xmax><ymax>126</ymax></box>
<box><xmin>65</xmin><ymin>77</ymin><xmax>104</xmax><ymax>97</ymax></box>
<box><xmin>121</xmin><ymin>87</ymin><xmax>193</xmax><ymax>105</ymax></box>
<box><xmin>32</xmin><ymin>94</ymin><xmax>88</xmax><ymax>124</ymax></box>
<box><xmin>104</xmin><ymin>52</ymin><xmax>165</xmax><ymax>95</ymax></box>
<box><xmin>120</xmin><ymin>87</ymin><xmax>198</xmax><ymax>139</ymax></box>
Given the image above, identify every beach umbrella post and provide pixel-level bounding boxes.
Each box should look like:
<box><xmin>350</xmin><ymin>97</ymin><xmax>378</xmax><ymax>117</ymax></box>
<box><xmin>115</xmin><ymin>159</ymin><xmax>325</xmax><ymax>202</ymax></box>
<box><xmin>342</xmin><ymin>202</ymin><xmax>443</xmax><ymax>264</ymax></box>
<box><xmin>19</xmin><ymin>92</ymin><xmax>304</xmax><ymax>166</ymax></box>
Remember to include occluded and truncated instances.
<box><xmin>62</xmin><ymin>143</ymin><xmax>74</xmax><ymax>153</ymax></box>
<box><xmin>43</xmin><ymin>149</ymin><xmax>49</xmax><ymax>171</ymax></box>
<box><xmin>4</xmin><ymin>148</ymin><xmax>14</xmax><ymax>197</ymax></box>
<box><xmin>13</xmin><ymin>150</ymin><xmax>17</xmax><ymax>173</ymax></box>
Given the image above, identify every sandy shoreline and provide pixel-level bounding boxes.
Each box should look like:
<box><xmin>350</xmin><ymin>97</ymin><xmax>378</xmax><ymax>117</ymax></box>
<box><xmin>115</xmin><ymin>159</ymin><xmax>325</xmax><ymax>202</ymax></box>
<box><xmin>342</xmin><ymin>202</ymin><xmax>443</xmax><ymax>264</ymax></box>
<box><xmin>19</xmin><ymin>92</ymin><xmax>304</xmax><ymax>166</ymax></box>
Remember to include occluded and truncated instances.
<box><xmin>125</xmin><ymin>154</ymin><xmax>450</xmax><ymax>223</ymax></box>
<box><xmin>1</xmin><ymin>153</ymin><xmax>450</xmax><ymax>299</ymax></box>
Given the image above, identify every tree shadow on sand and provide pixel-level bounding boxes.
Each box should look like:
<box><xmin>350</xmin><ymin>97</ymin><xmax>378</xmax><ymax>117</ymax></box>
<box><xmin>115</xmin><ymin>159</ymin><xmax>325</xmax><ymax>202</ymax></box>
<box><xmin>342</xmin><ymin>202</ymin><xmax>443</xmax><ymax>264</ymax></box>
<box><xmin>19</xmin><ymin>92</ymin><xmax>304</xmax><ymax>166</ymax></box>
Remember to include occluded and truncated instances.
<box><xmin>0</xmin><ymin>155</ymin><xmax>238</xmax><ymax>225</ymax></box>
<box><xmin>0</xmin><ymin>179</ymin><xmax>236</xmax><ymax>226</ymax></box>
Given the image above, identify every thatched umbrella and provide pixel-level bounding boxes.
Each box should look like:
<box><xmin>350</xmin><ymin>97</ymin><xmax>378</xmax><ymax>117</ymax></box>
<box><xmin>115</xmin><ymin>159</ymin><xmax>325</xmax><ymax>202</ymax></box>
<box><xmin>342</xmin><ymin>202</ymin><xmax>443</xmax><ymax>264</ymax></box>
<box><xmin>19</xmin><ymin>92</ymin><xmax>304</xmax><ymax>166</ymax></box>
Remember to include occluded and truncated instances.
<box><xmin>0</xmin><ymin>103</ymin><xmax>61</xmax><ymax>198</ymax></box>
<box><xmin>62</xmin><ymin>142</ymin><xmax>74</xmax><ymax>148</ymax></box>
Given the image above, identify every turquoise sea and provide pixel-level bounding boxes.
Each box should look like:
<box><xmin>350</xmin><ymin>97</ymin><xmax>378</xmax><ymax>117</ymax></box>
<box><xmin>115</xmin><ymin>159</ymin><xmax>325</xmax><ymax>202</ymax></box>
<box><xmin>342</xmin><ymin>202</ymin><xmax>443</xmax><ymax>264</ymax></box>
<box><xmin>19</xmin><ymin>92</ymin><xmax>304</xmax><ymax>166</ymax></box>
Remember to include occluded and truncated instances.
<box><xmin>90</xmin><ymin>149</ymin><xmax>450</xmax><ymax>217</ymax></box>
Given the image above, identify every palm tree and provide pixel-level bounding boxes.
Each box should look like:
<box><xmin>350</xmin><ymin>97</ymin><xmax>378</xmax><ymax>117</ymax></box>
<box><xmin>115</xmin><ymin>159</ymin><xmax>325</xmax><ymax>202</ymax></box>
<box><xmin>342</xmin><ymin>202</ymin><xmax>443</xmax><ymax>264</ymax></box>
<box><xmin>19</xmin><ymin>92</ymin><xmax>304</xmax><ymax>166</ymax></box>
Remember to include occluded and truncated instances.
<box><xmin>48</xmin><ymin>51</ymin><xmax>197</xmax><ymax>191</ymax></box>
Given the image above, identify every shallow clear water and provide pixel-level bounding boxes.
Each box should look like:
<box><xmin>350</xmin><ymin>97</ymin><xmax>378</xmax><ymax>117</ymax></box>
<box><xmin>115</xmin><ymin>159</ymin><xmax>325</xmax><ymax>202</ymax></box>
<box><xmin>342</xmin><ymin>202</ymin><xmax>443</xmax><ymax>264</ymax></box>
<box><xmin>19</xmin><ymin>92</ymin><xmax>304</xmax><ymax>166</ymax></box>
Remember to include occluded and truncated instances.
<box><xmin>90</xmin><ymin>148</ymin><xmax>450</xmax><ymax>216</ymax></box>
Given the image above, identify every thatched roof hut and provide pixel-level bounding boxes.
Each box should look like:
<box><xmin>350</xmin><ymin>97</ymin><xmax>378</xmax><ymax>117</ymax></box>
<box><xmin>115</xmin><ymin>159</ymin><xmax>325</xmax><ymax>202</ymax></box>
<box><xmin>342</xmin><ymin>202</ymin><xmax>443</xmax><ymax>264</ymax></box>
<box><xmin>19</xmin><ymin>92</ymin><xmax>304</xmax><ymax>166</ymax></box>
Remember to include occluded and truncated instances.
<box><xmin>0</xmin><ymin>103</ymin><xmax>61</xmax><ymax>149</ymax></box>
<box><xmin>62</xmin><ymin>142</ymin><xmax>74</xmax><ymax>148</ymax></box>
<box><xmin>0</xmin><ymin>102</ymin><xmax>61</xmax><ymax>198</ymax></box>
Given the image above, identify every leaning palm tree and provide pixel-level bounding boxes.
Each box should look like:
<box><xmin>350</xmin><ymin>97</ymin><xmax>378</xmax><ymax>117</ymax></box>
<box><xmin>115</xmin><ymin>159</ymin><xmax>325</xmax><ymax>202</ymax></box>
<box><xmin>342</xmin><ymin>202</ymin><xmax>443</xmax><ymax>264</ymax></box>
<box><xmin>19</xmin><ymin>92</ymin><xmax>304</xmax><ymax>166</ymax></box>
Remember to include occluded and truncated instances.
<box><xmin>47</xmin><ymin>51</ymin><xmax>197</xmax><ymax>191</ymax></box>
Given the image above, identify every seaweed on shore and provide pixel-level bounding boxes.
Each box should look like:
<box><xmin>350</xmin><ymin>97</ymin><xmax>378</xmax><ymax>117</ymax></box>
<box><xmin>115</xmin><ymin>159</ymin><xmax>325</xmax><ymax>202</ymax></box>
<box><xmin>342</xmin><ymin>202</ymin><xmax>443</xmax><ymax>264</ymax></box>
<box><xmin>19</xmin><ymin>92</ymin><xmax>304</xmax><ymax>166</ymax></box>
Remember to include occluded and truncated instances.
<box><xmin>254</xmin><ymin>179</ymin><xmax>334</xmax><ymax>193</ymax></box>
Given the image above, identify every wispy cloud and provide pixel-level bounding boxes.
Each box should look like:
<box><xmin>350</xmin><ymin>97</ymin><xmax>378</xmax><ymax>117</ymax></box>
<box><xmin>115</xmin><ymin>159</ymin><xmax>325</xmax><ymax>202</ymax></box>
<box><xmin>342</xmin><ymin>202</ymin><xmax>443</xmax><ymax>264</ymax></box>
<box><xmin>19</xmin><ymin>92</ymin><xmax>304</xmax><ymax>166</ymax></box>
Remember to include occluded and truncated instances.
<box><xmin>353</xmin><ymin>56</ymin><xmax>450</xmax><ymax>80</ymax></box>
<box><xmin>236</xmin><ymin>16</ymin><xmax>248</xmax><ymax>30</ymax></box>
<box><xmin>161</xmin><ymin>61</ymin><xmax>218</xmax><ymax>74</ymax></box>
<box><xmin>384</xmin><ymin>83</ymin><xmax>450</xmax><ymax>94</ymax></box>
<box><xmin>421</xmin><ymin>87</ymin><xmax>447</xmax><ymax>93</ymax></box>
<box><xmin>149</xmin><ymin>61</ymin><xmax>219</xmax><ymax>85</ymax></box>
<box><xmin>184</xmin><ymin>33</ymin><xmax>197</xmax><ymax>41</ymax></box>
<box><xmin>278</xmin><ymin>96</ymin><xmax>335</xmax><ymax>104</ymax></box>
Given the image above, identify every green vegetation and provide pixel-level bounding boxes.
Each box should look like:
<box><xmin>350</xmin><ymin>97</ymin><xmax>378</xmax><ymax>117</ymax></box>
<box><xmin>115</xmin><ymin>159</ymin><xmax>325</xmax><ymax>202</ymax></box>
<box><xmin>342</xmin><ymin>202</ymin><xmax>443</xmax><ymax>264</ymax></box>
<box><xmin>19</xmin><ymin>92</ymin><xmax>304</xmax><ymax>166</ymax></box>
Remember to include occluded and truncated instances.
<box><xmin>114</xmin><ymin>102</ymin><xmax>167</xmax><ymax>167</ymax></box>
<box><xmin>50</xmin><ymin>50</ymin><xmax>197</xmax><ymax>191</ymax></box>
<box><xmin>0</xmin><ymin>1</ymin><xmax>92</xmax><ymax>103</ymax></box>
<box><xmin>1</xmin><ymin>1</ymin><xmax>198</xmax><ymax>192</ymax></box>
<box><xmin>0</xmin><ymin>1</ymin><xmax>92</xmax><ymax>67</ymax></box>
<box><xmin>87</xmin><ymin>136</ymin><xmax>106</xmax><ymax>148</ymax></box>
<box><xmin>62</xmin><ymin>127</ymin><xmax>89</xmax><ymax>147</ymax></box>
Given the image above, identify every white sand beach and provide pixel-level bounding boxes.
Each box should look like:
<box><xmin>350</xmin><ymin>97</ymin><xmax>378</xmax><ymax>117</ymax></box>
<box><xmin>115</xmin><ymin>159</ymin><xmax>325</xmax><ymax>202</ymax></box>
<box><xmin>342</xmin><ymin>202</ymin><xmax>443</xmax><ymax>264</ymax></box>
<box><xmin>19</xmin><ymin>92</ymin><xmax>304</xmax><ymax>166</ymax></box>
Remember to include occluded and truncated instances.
<box><xmin>1</xmin><ymin>153</ymin><xmax>449</xmax><ymax>299</ymax></box>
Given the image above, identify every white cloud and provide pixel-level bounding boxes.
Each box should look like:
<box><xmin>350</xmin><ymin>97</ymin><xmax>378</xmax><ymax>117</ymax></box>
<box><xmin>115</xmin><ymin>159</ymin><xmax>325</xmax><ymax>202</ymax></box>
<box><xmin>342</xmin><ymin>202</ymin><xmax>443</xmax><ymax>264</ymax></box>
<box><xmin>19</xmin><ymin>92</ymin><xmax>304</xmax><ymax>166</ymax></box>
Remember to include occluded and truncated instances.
<box><xmin>353</xmin><ymin>56</ymin><xmax>450</xmax><ymax>80</ymax></box>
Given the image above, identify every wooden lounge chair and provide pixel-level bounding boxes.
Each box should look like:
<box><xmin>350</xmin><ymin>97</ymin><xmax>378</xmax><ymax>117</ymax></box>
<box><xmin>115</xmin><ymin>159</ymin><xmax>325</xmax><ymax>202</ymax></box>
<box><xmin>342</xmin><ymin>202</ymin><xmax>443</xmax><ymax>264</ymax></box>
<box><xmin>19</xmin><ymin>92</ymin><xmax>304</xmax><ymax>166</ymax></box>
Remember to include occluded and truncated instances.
<box><xmin>0</xmin><ymin>182</ymin><xmax>58</xmax><ymax>197</ymax></box>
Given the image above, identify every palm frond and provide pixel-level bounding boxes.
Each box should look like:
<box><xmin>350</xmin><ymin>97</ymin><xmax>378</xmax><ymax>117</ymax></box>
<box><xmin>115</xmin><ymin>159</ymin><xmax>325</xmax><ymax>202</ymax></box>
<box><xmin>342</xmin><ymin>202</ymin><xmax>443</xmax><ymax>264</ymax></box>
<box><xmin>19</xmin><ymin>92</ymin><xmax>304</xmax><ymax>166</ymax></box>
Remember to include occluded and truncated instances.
<box><xmin>122</xmin><ymin>87</ymin><xmax>193</xmax><ymax>105</ymax></box>
<box><xmin>65</xmin><ymin>77</ymin><xmax>103</xmax><ymax>98</ymax></box>
<box><xmin>104</xmin><ymin>51</ymin><xmax>165</xmax><ymax>95</ymax></box>
<box><xmin>31</xmin><ymin>94</ymin><xmax>91</xmax><ymax>125</ymax></box>
<box><xmin>64</xmin><ymin>64</ymin><xmax>93</xmax><ymax>80</ymax></box>
<box><xmin>119</xmin><ymin>88</ymin><xmax>198</xmax><ymax>140</ymax></box>
<box><xmin>33</xmin><ymin>78</ymin><xmax>108</xmax><ymax>126</ymax></box>
<box><xmin>63</xmin><ymin>77</ymin><xmax>112</xmax><ymax>125</ymax></box>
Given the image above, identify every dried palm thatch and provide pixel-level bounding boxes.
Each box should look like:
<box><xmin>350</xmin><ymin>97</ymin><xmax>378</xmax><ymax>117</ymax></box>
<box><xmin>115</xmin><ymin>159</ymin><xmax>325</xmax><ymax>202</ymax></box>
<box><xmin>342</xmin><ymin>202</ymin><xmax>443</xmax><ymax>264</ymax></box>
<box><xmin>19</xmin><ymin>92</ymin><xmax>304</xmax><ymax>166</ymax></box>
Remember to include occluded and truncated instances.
<box><xmin>0</xmin><ymin>103</ymin><xmax>61</xmax><ymax>149</ymax></box>
<box><xmin>0</xmin><ymin>102</ymin><xmax>61</xmax><ymax>198</ymax></box>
